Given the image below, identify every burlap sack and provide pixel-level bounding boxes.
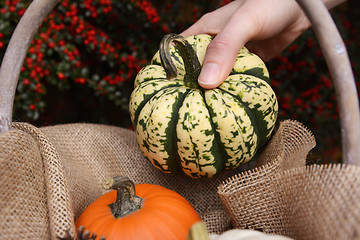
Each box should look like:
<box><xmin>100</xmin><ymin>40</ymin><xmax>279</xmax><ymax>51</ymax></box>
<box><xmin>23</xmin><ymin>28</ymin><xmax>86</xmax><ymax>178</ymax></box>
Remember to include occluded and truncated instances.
<box><xmin>218</xmin><ymin>120</ymin><xmax>360</xmax><ymax>240</ymax></box>
<box><xmin>0</xmin><ymin>122</ymin><xmax>74</xmax><ymax>239</ymax></box>
<box><xmin>1</xmin><ymin>121</ymin><xmax>243</xmax><ymax>239</ymax></box>
<box><xmin>1</xmin><ymin>119</ymin><xmax>360</xmax><ymax>240</ymax></box>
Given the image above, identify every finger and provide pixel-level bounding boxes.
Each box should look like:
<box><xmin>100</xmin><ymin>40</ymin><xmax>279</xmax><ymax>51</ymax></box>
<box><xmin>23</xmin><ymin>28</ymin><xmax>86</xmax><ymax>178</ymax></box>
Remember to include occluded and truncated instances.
<box><xmin>198</xmin><ymin>12</ymin><xmax>257</xmax><ymax>89</ymax></box>
<box><xmin>180</xmin><ymin>18</ymin><xmax>211</xmax><ymax>37</ymax></box>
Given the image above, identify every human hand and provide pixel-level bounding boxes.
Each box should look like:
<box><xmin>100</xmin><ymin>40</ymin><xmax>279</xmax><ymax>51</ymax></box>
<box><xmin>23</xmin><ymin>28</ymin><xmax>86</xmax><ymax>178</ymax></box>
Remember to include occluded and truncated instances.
<box><xmin>181</xmin><ymin>0</ymin><xmax>311</xmax><ymax>89</ymax></box>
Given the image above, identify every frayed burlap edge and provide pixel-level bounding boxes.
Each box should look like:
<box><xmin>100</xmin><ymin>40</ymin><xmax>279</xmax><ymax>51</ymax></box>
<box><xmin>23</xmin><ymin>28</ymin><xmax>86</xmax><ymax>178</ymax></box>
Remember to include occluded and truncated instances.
<box><xmin>218</xmin><ymin>120</ymin><xmax>360</xmax><ymax>240</ymax></box>
<box><xmin>255</xmin><ymin>119</ymin><xmax>316</xmax><ymax>170</ymax></box>
<box><xmin>217</xmin><ymin>120</ymin><xmax>316</xmax><ymax>233</ymax></box>
<box><xmin>12</xmin><ymin>122</ymin><xmax>75</xmax><ymax>239</ymax></box>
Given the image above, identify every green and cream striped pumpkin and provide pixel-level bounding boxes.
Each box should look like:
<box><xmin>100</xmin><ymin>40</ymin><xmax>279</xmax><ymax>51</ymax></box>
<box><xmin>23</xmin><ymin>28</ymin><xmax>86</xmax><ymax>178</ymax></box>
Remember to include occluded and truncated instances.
<box><xmin>129</xmin><ymin>34</ymin><xmax>278</xmax><ymax>178</ymax></box>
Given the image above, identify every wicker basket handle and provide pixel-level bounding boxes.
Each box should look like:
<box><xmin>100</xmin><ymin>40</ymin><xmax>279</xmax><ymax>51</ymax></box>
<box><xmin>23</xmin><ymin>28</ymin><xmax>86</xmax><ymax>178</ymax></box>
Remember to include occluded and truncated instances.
<box><xmin>0</xmin><ymin>0</ymin><xmax>359</xmax><ymax>165</ymax></box>
<box><xmin>0</xmin><ymin>0</ymin><xmax>60</xmax><ymax>133</ymax></box>
<box><xmin>295</xmin><ymin>0</ymin><xmax>360</xmax><ymax>165</ymax></box>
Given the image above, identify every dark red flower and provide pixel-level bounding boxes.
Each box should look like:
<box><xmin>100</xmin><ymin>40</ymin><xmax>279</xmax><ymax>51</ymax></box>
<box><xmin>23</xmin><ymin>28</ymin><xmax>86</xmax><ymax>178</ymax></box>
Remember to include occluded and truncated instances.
<box><xmin>29</xmin><ymin>104</ymin><xmax>36</xmax><ymax>110</ymax></box>
<box><xmin>23</xmin><ymin>78</ymin><xmax>30</xmax><ymax>86</ymax></box>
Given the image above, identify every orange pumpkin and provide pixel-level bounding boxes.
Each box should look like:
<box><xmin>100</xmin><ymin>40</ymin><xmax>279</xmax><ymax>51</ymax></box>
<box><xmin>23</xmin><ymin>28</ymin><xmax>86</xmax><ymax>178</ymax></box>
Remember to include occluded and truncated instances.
<box><xmin>75</xmin><ymin>176</ymin><xmax>201</xmax><ymax>240</ymax></box>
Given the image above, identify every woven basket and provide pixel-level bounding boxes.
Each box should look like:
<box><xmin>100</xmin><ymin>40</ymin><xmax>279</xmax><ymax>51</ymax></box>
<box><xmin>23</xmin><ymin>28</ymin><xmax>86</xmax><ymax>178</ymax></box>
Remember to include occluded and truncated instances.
<box><xmin>0</xmin><ymin>0</ymin><xmax>359</xmax><ymax>240</ymax></box>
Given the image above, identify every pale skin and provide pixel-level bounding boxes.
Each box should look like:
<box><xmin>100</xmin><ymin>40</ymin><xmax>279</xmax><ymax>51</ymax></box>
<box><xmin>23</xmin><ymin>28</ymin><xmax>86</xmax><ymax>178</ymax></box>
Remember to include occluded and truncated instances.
<box><xmin>181</xmin><ymin>0</ymin><xmax>347</xmax><ymax>89</ymax></box>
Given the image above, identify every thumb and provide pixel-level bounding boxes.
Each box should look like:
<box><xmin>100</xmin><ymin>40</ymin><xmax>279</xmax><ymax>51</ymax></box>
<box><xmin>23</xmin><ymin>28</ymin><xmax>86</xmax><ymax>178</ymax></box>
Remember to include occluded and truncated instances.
<box><xmin>198</xmin><ymin>22</ymin><xmax>252</xmax><ymax>89</ymax></box>
<box><xmin>198</xmin><ymin>35</ymin><xmax>241</xmax><ymax>89</ymax></box>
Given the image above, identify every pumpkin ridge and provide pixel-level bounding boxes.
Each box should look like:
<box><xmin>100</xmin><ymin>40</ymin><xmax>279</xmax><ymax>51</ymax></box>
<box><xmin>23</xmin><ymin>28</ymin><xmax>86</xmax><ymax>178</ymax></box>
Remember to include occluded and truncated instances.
<box><xmin>217</xmin><ymin>87</ymin><xmax>261</xmax><ymax>148</ymax></box>
<box><xmin>166</xmin><ymin>88</ymin><xmax>191</xmax><ymax>174</ymax></box>
<box><xmin>132</xmin><ymin>83</ymin><xmax>183</xmax><ymax>127</ymax></box>
<box><xmin>176</xmin><ymin>89</ymin><xmax>214</xmax><ymax>177</ymax></box>
<box><xmin>200</xmin><ymin>89</ymin><xmax>228</xmax><ymax>175</ymax></box>
<box><xmin>217</xmin><ymin>83</ymin><xmax>277</xmax><ymax>147</ymax></box>
<box><xmin>218</xmin><ymin>75</ymin><xmax>278</xmax><ymax>145</ymax></box>
<box><xmin>176</xmin><ymin>89</ymin><xmax>223</xmax><ymax>178</ymax></box>
<box><xmin>179</xmin><ymin>111</ymin><xmax>202</xmax><ymax>176</ymax></box>
<box><xmin>139</xmin><ymin>87</ymin><xmax>188</xmax><ymax>174</ymax></box>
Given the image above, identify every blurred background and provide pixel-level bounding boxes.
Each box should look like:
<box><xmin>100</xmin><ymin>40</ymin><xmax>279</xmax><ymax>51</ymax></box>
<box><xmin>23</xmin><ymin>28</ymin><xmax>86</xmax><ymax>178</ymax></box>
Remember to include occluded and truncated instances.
<box><xmin>0</xmin><ymin>0</ymin><xmax>359</xmax><ymax>164</ymax></box>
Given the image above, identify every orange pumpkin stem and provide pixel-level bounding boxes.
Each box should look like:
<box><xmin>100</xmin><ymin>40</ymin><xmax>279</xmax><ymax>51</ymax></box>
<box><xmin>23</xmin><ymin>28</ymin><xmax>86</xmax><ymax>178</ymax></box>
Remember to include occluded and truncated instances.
<box><xmin>103</xmin><ymin>176</ymin><xmax>143</xmax><ymax>218</ymax></box>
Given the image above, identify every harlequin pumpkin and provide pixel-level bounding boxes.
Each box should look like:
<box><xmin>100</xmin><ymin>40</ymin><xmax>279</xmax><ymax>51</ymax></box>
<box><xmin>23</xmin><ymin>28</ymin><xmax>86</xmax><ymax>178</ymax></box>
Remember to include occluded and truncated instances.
<box><xmin>129</xmin><ymin>34</ymin><xmax>278</xmax><ymax>178</ymax></box>
<box><xmin>75</xmin><ymin>176</ymin><xmax>201</xmax><ymax>240</ymax></box>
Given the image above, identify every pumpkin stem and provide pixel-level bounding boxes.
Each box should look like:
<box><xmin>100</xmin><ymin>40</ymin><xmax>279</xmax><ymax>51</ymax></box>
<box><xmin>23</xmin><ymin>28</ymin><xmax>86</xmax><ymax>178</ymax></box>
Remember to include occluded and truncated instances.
<box><xmin>160</xmin><ymin>33</ymin><xmax>202</xmax><ymax>88</ymax></box>
<box><xmin>103</xmin><ymin>176</ymin><xmax>143</xmax><ymax>218</ymax></box>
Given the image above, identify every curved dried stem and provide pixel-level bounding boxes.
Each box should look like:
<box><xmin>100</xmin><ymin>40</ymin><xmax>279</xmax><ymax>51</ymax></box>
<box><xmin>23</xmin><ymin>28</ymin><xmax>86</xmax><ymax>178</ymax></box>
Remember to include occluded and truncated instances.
<box><xmin>104</xmin><ymin>176</ymin><xmax>143</xmax><ymax>218</ymax></box>
<box><xmin>296</xmin><ymin>0</ymin><xmax>360</xmax><ymax>165</ymax></box>
<box><xmin>160</xmin><ymin>33</ymin><xmax>202</xmax><ymax>88</ymax></box>
<box><xmin>0</xmin><ymin>0</ymin><xmax>60</xmax><ymax>133</ymax></box>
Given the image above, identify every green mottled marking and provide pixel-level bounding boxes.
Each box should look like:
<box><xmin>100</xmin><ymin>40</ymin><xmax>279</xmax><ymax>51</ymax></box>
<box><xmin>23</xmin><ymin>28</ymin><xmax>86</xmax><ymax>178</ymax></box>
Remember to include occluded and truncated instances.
<box><xmin>176</xmin><ymin>89</ymin><xmax>224</xmax><ymax>178</ymax></box>
<box><xmin>243</xmin><ymin>67</ymin><xmax>270</xmax><ymax>83</ymax></box>
<box><xmin>219</xmin><ymin>74</ymin><xmax>278</xmax><ymax>146</ymax></box>
<box><xmin>136</xmin><ymin>87</ymin><xmax>189</xmax><ymax>174</ymax></box>
<box><xmin>129</xmin><ymin>79</ymin><xmax>184</xmax><ymax>126</ymax></box>
<box><xmin>206</xmin><ymin>89</ymin><xmax>258</xmax><ymax>168</ymax></box>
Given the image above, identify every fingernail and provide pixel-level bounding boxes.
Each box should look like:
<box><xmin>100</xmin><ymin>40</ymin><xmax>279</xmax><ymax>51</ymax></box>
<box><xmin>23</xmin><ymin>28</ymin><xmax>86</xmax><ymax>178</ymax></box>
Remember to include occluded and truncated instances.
<box><xmin>198</xmin><ymin>63</ymin><xmax>220</xmax><ymax>86</ymax></box>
